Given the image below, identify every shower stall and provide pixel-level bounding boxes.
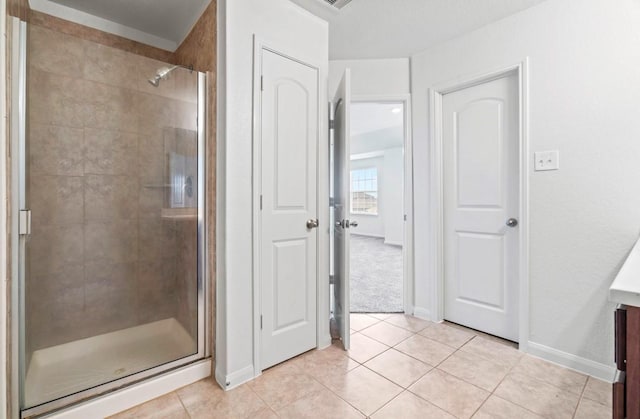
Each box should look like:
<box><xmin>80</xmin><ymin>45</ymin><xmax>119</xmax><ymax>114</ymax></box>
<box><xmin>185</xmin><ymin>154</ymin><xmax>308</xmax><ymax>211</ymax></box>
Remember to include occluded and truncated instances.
<box><xmin>10</xmin><ymin>19</ymin><xmax>209</xmax><ymax>417</ymax></box>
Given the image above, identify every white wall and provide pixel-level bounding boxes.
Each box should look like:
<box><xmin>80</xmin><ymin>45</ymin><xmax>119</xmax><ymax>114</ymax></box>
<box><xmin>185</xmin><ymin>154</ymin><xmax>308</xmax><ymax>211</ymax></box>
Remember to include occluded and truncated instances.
<box><xmin>383</xmin><ymin>148</ymin><xmax>403</xmax><ymax>246</ymax></box>
<box><xmin>411</xmin><ymin>0</ymin><xmax>640</xmax><ymax>378</ymax></box>
<box><xmin>216</xmin><ymin>0</ymin><xmax>328</xmax><ymax>388</ymax></box>
<box><xmin>329</xmin><ymin>58</ymin><xmax>410</xmax><ymax>97</ymax></box>
<box><xmin>350</xmin><ymin>149</ymin><xmax>403</xmax><ymax>245</ymax></box>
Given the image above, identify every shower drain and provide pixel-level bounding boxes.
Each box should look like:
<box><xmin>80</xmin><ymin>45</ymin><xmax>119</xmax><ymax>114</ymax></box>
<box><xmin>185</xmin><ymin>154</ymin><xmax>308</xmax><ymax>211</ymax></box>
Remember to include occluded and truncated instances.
<box><xmin>114</xmin><ymin>368</ymin><xmax>126</xmax><ymax>375</ymax></box>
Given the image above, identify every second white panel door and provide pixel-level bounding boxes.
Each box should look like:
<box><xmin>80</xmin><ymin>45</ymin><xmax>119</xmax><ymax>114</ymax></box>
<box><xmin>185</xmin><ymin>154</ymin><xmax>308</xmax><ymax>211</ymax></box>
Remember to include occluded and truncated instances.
<box><xmin>443</xmin><ymin>73</ymin><xmax>519</xmax><ymax>341</ymax></box>
<box><xmin>260</xmin><ymin>49</ymin><xmax>319</xmax><ymax>369</ymax></box>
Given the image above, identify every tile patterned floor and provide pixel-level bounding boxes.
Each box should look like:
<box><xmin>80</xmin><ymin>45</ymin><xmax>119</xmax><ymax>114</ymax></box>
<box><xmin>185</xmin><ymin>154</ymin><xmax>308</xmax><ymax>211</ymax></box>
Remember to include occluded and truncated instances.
<box><xmin>111</xmin><ymin>314</ymin><xmax>611</xmax><ymax>419</ymax></box>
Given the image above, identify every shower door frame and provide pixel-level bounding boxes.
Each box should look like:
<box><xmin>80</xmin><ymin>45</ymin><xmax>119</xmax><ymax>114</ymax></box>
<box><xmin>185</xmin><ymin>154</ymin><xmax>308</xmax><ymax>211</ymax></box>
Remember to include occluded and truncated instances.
<box><xmin>10</xmin><ymin>18</ymin><xmax>211</xmax><ymax>418</ymax></box>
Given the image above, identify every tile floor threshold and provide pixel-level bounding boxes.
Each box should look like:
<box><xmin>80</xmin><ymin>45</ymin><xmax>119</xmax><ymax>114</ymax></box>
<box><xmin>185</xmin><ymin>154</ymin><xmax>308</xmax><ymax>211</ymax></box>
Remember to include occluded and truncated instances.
<box><xmin>111</xmin><ymin>313</ymin><xmax>611</xmax><ymax>419</ymax></box>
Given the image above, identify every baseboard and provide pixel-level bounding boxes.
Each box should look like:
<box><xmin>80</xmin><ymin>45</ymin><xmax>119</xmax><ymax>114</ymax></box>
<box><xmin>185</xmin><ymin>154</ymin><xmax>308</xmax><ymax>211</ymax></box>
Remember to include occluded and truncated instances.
<box><xmin>46</xmin><ymin>359</ymin><xmax>212</xmax><ymax>419</ymax></box>
<box><xmin>318</xmin><ymin>333</ymin><xmax>332</xmax><ymax>350</ymax></box>
<box><xmin>218</xmin><ymin>364</ymin><xmax>255</xmax><ymax>391</ymax></box>
<box><xmin>413</xmin><ymin>307</ymin><xmax>432</xmax><ymax>321</ymax></box>
<box><xmin>351</xmin><ymin>232</ymin><xmax>384</xmax><ymax>239</ymax></box>
<box><xmin>526</xmin><ymin>341</ymin><xmax>616</xmax><ymax>382</ymax></box>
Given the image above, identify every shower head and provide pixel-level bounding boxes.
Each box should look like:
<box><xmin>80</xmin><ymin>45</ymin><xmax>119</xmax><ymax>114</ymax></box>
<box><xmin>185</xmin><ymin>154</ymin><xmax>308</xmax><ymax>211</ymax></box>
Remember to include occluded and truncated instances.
<box><xmin>147</xmin><ymin>65</ymin><xmax>179</xmax><ymax>87</ymax></box>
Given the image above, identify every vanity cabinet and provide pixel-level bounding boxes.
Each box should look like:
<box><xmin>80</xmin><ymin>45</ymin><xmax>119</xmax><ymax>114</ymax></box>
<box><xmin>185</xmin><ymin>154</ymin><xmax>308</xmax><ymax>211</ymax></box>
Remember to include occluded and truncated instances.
<box><xmin>614</xmin><ymin>306</ymin><xmax>640</xmax><ymax>418</ymax></box>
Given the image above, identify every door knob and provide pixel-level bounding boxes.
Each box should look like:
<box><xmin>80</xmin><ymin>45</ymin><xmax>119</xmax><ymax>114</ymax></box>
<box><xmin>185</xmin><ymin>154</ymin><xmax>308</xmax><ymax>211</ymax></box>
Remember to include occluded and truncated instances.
<box><xmin>306</xmin><ymin>219</ymin><xmax>319</xmax><ymax>229</ymax></box>
<box><xmin>506</xmin><ymin>218</ymin><xmax>518</xmax><ymax>228</ymax></box>
<box><xmin>348</xmin><ymin>220</ymin><xmax>358</xmax><ymax>228</ymax></box>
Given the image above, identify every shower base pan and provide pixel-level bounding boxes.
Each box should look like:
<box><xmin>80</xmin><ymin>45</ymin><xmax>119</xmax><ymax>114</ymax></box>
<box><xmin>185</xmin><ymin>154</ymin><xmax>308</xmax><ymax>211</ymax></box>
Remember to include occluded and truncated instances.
<box><xmin>24</xmin><ymin>318</ymin><xmax>196</xmax><ymax>409</ymax></box>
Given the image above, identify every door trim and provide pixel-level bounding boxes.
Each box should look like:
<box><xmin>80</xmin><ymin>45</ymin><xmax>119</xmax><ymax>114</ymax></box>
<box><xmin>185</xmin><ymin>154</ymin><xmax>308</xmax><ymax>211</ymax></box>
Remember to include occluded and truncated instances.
<box><xmin>428</xmin><ymin>59</ymin><xmax>530</xmax><ymax>349</ymax></box>
<box><xmin>350</xmin><ymin>94</ymin><xmax>414</xmax><ymax>315</ymax></box>
<box><xmin>251</xmin><ymin>36</ymin><xmax>328</xmax><ymax>375</ymax></box>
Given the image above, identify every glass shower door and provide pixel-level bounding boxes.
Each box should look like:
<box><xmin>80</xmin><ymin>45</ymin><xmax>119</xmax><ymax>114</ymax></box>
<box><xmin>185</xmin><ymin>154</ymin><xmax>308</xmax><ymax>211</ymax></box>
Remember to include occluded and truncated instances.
<box><xmin>18</xmin><ymin>22</ymin><xmax>207</xmax><ymax>415</ymax></box>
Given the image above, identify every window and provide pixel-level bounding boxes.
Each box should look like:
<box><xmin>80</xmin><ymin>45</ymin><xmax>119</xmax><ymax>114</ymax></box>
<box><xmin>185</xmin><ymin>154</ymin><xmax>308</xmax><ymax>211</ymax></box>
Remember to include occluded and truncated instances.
<box><xmin>351</xmin><ymin>167</ymin><xmax>378</xmax><ymax>214</ymax></box>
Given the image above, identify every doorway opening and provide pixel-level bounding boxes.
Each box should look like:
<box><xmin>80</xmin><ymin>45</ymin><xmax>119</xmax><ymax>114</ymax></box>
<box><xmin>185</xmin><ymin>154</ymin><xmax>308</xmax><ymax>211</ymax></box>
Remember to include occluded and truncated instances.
<box><xmin>349</xmin><ymin>102</ymin><xmax>405</xmax><ymax>314</ymax></box>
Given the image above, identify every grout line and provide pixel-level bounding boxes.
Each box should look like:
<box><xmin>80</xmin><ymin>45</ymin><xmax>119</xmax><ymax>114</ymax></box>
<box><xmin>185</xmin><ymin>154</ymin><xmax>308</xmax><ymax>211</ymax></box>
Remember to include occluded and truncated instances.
<box><xmin>174</xmin><ymin>390</ymin><xmax>192</xmax><ymax>419</ymax></box>
<box><xmin>571</xmin><ymin>376</ymin><xmax>589</xmax><ymax>419</ymax></box>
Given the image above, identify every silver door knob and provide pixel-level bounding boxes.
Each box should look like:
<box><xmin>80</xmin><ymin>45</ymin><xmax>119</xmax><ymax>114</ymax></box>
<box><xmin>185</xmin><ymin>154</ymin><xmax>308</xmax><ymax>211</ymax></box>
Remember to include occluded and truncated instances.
<box><xmin>335</xmin><ymin>219</ymin><xmax>346</xmax><ymax>228</ymax></box>
<box><xmin>506</xmin><ymin>218</ymin><xmax>518</xmax><ymax>228</ymax></box>
<box><xmin>348</xmin><ymin>220</ymin><xmax>358</xmax><ymax>228</ymax></box>
<box><xmin>306</xmin><ymin>219</ymin><xmax>319</xmax><ymax>229</ymax></box>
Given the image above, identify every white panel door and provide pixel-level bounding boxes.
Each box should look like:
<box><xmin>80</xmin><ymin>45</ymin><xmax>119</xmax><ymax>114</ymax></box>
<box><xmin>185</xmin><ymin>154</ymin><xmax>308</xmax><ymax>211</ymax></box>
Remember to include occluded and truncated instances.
<box><xmin>260</xmin><ymin>49</ymin><xmax>319</xmax><ymax>369</ymax></box>
<box><xmin>332</xmin><ymin>70</ymin><xmax>351</xmax><ymax>350</ymax></box>
<box><xmin>443</xmin><ymin>73</ymin><xmax>519</xmax><ymax>341</ymax></box>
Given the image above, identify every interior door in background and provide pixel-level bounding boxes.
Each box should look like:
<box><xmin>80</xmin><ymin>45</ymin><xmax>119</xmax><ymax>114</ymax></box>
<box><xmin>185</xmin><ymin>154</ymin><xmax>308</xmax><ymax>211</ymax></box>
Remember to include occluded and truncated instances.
<box><xmin>332</xmin><ymin>69</ymin><xmax>352</xmax><ymax>350</ymax></box>
<box><xmin>442</xmin><ymin>73</ymin><xmax>520</xmax><ymax>341</ymax></box>
<box><xmin>260</xmin><ymin>49</ymin><xmax>319</xmax><ymax>369</ymax></box>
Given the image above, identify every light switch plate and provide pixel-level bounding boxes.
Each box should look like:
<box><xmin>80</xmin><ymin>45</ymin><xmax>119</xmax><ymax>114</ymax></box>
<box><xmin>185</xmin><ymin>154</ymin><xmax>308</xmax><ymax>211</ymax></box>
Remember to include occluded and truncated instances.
<box><xmin>534</xmin><ymin>150</ymin><xmax>560</xmax><ymax>171</ymax></box>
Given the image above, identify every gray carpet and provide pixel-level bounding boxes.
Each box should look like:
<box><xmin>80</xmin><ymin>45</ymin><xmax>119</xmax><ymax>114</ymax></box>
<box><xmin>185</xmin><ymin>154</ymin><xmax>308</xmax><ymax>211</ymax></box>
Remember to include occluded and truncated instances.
<box><xmin>350</xmin><ymin>235</ymin><xmax>403</xmax><ymax>313</ymax></box>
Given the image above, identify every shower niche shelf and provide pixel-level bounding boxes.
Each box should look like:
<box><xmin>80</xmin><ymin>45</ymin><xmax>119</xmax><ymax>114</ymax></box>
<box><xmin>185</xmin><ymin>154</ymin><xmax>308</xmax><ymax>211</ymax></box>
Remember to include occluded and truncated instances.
<box><xmin>161</xmin><ymin>208</ymin><xmax>197</xmax><ymax>220</ymax></box>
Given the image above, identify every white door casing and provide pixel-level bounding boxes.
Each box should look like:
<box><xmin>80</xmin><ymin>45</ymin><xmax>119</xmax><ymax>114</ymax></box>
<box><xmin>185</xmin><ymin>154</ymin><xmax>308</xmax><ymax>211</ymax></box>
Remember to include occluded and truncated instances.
<box><xmin>442</xmin><ymin>73</ymin><xmax>520</xmax><ymax>341</ymax></box>
<box><xmin>259</xmin><ymin>49</ymin><xmax>319</xmax><ymax>369</ymax></box>
<box><xmin>332</xmin><ymin>69</ymin><xmax>351</xmax><ymax>350</ymax></box>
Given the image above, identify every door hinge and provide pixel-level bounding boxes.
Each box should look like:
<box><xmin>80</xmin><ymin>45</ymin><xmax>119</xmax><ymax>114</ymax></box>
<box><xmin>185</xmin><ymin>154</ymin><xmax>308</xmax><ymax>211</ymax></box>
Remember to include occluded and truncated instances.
<box><xmin>404</xmin><ymin>214</ymin><xmax>407</xmax><ymax>221</ymax></box>
<box><xmin>329</xmin><ymin>197</ymin><xmax>335</xmax><ymax>207</ymax></box>
<box><xmin>260</xmin><ymin>75</ymin><xmax>264</xmax><ymax>91</ymax></box>
<box><xmin>260</xmin><ymin>195</ymin><xmax>263</xmax><ymax>210</ymax></box>
<box><xmin>329</xmin><ymin>119</ymin><xmax>335</xmax><ymax>130</ymax></box>
<box><xmin>19</xmin><ymin>209</ymin><xmax>31</xmax><ymax>235</ymax></box>
<box><xmin>260</xmin><ymin>315</ymin><xmax>263</xmax><ymax>329</ymax></box>
<box><xmin>329</xmin><ymin>274</ymin><xmax>335</xmax><ymax>285</ymax></box>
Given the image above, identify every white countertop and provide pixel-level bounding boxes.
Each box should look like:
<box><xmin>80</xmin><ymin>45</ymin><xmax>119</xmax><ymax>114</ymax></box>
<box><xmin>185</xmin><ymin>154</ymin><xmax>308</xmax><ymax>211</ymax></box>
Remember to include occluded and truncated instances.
<box><xmin>610</xmin><ymin>236</ymin><xmax>640</xmax><ymax>306</ymax></box>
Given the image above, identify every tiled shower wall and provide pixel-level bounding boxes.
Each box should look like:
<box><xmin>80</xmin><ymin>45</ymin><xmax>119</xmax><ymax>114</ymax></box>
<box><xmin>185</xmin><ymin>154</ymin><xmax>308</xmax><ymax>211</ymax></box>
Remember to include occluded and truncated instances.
<box><xmin>26</xmin><ymin>24</ymin><xmax>199</xmax><ymax>352</ymax></box>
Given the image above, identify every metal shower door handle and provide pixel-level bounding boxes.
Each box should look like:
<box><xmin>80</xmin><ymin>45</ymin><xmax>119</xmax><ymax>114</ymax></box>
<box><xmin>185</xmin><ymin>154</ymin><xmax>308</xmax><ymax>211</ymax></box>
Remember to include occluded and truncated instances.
<box><xmin>348</xmin><ymin>220</ymin><xmax>358</xmax><ymax>228</ymax></box>
<box><xmin>506</xmin><ymin>218</ymin><xmax>518</xmax><ymax>228</ymax></box>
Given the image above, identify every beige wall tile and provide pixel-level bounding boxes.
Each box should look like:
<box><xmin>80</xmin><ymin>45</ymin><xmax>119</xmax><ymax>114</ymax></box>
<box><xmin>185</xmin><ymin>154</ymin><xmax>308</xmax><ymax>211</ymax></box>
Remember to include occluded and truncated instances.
<box><xmin>29</xmin><ymin>223</ymin><xmax>84</xmax><ymax>276</ymax></box>
<box><xmin>28</xmin><ymin>25</ymin><xmax>85</xmax><ymax>78</ymax></box>
<box><xmin>28</xmin><ymin>69</ymin><xmax>86</xmax><ymax>127</ymax></box>
<box><xmin>84</xmin><ymin>175</ymin><xmax>138</xmax><ymax>220</ymax></box>
<box><xmin>84</xmin><ymin>42</ymin><xmax>138</xmax><ymax>90</ymax></box>
<box><xmin>84</xmin><ymin>81</ymin><xmax>138</xmax><ymax>132</ymax></box>
<box><xmin>84</xmin><ymin>220</ymin><xmax>138</xmax><ymax>263</ymax></box>
<box><xmin>139</xmin><ymin>219</ymin><xmax>177</xmax><ymax>261</ymax></box>
<box><xmin>84</xmin><ymin>129</ymin><xmax>138</xmax><ymax>175</ymax></box>
<box><xmin>137</xmin><ymin>92</ymin><xmax>177</xmax><ymax>133</ymax></box>
<box><xmin>30</xmin><ymin>124</ymin><xmax>84</xmax><ymax>176</ymax></box>
<box><xmin>30</xmin><ymin>175</ymin><xmax>83</xmax><ymax>227</ymax></box>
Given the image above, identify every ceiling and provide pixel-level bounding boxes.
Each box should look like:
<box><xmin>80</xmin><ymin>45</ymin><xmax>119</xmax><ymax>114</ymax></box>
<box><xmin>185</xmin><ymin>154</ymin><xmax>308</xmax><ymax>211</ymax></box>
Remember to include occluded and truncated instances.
<box><xmin>290</xmin><ymin>0</ymin><xmax>548</xmax><ymax>59</ymax></box>
<box><xmin>31</xmin><ymin>0</ymin><xmax>211</xmax><ymax>51</ymax></box>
